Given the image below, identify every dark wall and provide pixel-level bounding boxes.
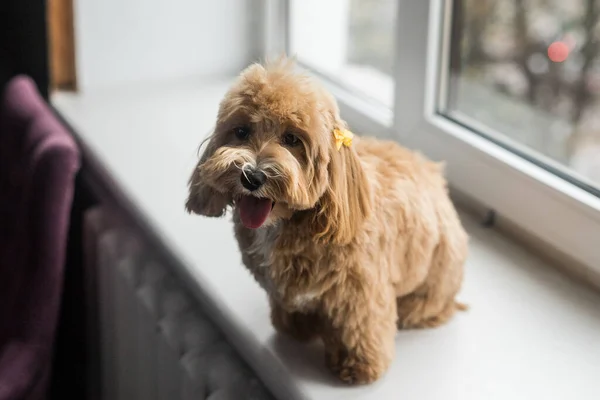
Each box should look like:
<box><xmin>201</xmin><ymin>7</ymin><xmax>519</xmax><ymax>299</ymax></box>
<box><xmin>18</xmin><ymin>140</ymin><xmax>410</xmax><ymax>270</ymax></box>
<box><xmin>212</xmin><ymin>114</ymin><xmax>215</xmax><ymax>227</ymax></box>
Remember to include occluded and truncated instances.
<box><xmin>0</xmin><ymin>0</ymin><xmax>49</xmax><ymax>99</ymax></box>
<box><xmin>50</xmin><ymin>172</ymin><xmax>95</xmax><ymax>400</ymax></box>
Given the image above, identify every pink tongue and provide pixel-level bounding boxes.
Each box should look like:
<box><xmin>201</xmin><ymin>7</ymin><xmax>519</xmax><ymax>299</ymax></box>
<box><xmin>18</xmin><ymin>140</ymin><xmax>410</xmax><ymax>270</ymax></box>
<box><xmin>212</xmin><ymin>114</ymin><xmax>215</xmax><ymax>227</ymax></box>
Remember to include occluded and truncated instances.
<box><xmin>239</xmin><ymin>196</ymin><xmax>273</xmax><ymax>229</ymax></box>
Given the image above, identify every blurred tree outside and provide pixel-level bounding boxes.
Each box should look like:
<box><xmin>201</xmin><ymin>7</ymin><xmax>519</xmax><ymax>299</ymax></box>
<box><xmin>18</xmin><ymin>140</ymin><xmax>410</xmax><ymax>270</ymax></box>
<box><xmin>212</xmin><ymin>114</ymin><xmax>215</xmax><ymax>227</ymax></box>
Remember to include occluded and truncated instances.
<box><xmin>345</xmin><ymin>0</ymin><xmax>600</xmax><ymax>186</ymax></box>
<box><xmin>450</xmin><ymin>0</ymin><xmax>600</xmax><ymax>184</ymax></box>
<box><xmin>347</xmin><ymin>0</ymin><xmax>395</xmax><ymax>75</ymax></box>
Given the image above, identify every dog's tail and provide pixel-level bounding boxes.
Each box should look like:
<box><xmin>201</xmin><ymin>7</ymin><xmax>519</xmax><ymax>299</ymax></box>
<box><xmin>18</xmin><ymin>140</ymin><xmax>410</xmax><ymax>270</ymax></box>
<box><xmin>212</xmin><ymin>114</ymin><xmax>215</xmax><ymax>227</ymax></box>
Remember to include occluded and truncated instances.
<box><xmin>455</xmin><ymin>301</ymin><xmax>469</xmax><ymax>312</ymax></box>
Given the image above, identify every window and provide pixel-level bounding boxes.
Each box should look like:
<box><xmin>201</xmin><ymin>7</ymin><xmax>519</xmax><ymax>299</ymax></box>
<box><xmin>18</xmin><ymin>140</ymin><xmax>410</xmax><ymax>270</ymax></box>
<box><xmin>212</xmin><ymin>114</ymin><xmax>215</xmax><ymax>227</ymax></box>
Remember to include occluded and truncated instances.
<box><xmin>442</xmin><ymin>0</ymin><xmax>600</xmax><ymax>192</ymax></box>
<box><xmin>265</xmin><ymin>0</ymin><xmax>600</xmax><ymax>275</ymax></box>
<box><xmin>289</xmin><ymin>0</ymin><xmax>397</xmax><ymax>107</ymax></box>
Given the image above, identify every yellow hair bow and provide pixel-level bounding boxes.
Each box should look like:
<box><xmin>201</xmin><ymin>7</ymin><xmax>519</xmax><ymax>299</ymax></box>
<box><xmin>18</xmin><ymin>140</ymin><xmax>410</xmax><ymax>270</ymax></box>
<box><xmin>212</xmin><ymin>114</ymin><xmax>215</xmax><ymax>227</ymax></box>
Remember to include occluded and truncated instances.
<box><xmin>333</xmin><ymin>128</ymin><xmax>354</xmax><ymax>151</ymax></box>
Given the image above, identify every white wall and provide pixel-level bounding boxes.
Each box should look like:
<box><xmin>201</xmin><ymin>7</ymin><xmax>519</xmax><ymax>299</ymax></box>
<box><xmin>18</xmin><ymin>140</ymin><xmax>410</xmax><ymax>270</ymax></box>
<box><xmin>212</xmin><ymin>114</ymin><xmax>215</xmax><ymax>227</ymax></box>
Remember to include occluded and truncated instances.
<box><xmin>290</xmin><ymin>0</ymin><xmax>349</xmax><ymax>75</ymax></box>
<box><xmin>74</xmin><ymin>0</ymin><xmax>259</xmax><ymax>90</ymax></box>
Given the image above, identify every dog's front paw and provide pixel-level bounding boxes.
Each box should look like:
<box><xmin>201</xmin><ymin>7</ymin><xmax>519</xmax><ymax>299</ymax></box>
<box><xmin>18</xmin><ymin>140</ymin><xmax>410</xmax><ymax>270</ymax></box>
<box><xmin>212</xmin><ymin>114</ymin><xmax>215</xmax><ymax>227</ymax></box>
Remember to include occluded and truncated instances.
<box><xmin>326</xmin><ymin>350</ymin><xmax>384</xmax><ymax>385</ymax></box>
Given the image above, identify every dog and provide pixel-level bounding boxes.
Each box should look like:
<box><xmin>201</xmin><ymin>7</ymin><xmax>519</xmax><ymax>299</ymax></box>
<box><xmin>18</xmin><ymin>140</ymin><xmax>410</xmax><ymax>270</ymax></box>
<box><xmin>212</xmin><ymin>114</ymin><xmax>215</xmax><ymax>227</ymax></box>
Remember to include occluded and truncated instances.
<box><xmin>185</xmin><ymin>58</ymin><xmax>468</xmax><ymax>385</ymax></box>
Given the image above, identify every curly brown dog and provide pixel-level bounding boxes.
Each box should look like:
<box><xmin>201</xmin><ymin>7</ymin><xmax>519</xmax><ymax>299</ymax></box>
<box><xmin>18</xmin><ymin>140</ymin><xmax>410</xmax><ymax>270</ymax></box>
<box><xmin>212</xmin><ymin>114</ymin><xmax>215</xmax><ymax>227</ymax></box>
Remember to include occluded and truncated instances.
<box><xmin>185</xmin><ymin>58</ymin><xmax>468</xmax><ymax>385</ymax></box>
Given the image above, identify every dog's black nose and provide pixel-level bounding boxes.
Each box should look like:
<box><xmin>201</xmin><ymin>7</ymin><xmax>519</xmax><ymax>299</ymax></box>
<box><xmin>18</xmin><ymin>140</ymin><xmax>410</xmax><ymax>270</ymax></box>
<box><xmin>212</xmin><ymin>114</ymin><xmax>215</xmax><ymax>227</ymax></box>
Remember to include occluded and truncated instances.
<box><xmin>241</xmin><ymin>168</ymin><xmax>267</xmax><ymax>191</ymax></box>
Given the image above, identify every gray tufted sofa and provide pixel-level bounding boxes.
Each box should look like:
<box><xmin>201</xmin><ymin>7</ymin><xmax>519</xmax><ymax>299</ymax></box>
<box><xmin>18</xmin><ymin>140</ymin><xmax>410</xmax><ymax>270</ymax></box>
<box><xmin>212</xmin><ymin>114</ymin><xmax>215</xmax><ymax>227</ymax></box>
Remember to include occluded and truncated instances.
<box><xmin>84</xmin><ymin>206</ymin><xmax>274</xmax><ymax>400</ymax></box>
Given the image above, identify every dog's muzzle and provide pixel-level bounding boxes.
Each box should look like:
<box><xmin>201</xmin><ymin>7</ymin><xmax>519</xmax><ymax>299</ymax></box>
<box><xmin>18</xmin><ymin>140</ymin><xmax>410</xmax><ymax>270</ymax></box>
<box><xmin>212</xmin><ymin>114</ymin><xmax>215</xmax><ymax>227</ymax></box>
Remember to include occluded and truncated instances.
<box><xmin>241</xmin><ymin>167</ymin><xmax>267</xmax><ymax>192</ymax></box>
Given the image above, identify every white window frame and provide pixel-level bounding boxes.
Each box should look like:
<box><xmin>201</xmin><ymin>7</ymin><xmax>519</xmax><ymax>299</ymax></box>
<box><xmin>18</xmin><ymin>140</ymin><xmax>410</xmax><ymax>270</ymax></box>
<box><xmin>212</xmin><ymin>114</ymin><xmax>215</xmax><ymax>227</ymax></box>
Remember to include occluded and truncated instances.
<box><xmin>263</xmin><ymin>0</ymin><xmax>600</xmax><ymax>276</ymax></box>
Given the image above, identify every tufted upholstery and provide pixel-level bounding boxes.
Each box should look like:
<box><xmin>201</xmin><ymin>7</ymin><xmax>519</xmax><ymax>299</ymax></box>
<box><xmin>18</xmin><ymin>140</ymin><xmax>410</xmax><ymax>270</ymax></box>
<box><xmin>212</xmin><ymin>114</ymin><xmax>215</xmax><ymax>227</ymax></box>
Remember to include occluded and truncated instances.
<box><xmin>85</xmin><ymin>207</ymin><xmax>274</xmax><ymax>400</ymax></box>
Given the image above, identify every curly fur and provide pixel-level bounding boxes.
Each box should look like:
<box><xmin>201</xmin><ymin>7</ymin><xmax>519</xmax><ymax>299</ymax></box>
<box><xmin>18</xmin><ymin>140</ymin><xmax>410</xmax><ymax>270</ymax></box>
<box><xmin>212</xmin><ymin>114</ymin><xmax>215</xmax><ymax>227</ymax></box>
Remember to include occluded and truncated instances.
<box><xmin>185</xmin><ymin>58</ymin><xmax>468</xmax><ymax>384</ymax></box>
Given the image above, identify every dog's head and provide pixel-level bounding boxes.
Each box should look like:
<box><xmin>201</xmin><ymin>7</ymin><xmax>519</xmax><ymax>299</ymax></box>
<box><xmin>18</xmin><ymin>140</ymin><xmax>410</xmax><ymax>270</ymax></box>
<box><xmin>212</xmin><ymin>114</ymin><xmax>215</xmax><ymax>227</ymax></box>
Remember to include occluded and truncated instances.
<box><xmin>185</xmin><ymin>58</ymin><xmax>371</xmax><ymax>244</ymax></box>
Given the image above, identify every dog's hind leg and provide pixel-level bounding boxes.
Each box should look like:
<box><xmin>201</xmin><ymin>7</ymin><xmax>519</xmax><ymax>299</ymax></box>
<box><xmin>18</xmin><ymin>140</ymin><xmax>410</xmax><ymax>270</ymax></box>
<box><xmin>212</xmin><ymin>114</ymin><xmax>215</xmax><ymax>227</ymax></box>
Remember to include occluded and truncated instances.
<box><xmin>396</xmin><ymin>234</ymin><xmax>466</xmax><ymax>329</ymax></box>
<box><xmin>396</xmin><ymin>290</ymin><xmax>463</xmax><ymax>329</ymax></box>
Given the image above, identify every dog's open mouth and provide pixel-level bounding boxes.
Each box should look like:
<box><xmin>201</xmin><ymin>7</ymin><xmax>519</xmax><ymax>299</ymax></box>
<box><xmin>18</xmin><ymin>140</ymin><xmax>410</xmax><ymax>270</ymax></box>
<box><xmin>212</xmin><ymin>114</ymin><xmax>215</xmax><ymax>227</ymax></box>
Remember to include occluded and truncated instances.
<box><xmin>239</xmin><ymin>195</ymin><xmax>274</xmax><ymax>229</ymax></box>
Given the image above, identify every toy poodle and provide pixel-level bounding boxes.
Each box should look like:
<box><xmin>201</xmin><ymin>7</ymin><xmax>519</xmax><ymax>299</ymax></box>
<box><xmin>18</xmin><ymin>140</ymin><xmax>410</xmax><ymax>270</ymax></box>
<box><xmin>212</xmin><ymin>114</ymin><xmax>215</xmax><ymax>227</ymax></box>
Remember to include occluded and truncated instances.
<box><xmin>185</xmin><ymin>58</ymin><xmax>468</xmax><ymax>385</ymax></box>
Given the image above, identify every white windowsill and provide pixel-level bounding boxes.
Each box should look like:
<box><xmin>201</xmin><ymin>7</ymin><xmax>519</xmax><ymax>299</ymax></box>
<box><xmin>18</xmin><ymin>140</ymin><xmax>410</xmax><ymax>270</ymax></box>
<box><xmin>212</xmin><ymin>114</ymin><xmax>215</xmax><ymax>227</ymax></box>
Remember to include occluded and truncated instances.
<box><xmin>52</xmin><ymin>77</ymin><xmax>600</xmax><ymax>400</ymax></box>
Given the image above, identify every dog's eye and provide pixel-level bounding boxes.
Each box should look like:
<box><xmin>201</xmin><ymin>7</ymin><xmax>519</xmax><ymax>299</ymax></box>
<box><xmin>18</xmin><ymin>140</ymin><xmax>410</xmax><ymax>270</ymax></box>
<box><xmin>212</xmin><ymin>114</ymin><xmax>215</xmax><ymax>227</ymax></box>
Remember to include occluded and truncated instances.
<box><xmin>282</xmin><ymin>132</ymin><xmax>301</xmax><ymax>147</ymax></box>
<box><xmin>233</xmin><ymin>126</ymin><xmax>251</xmax><ymax>140</ymax></box>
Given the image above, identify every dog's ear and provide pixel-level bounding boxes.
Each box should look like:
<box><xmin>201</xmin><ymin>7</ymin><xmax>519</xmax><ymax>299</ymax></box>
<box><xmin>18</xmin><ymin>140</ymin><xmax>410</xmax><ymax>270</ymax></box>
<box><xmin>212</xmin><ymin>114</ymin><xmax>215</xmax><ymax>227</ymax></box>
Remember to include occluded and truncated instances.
<box><xmin>314</xmin><ymin>121</ymin><xmax>372</xmax><ymax>245</ymax></box>
<box><xmin>185</xmin><ymin>135</ymin><xmax>229</xmax><ymax>217</ymax></box>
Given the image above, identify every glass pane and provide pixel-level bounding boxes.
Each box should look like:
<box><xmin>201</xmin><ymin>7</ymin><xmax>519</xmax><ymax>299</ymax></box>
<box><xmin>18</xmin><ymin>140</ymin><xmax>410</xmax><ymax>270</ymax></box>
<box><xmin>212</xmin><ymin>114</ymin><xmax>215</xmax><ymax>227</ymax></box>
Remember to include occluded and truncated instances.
<box><xmin>444</xmin><ymin>0</ymin><xmax>600</xmax><ymax>191</ymax></box>
<box><xmin>290</xmin><ymin>0</ymin><xmax>397</xmax><ymax>107</ymax></box>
